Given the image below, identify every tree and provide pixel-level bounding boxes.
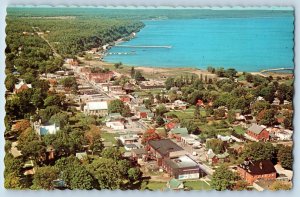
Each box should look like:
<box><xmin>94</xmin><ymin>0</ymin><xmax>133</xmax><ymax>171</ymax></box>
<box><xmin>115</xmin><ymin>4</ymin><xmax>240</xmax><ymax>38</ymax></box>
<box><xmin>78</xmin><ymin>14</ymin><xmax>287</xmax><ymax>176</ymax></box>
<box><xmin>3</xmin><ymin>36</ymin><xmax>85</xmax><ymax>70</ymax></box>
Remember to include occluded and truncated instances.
<box><xmin>121</xmin><ymin>105</ymin><xmax>132</xmax><ymax>117</ymax></box>
<box><xmin>44</xmin><ymin>94</ymin><xmax>64</xmax><ymax>107</ymax></box>
<box><xmin>165</xmin><ymin>77</ymin><xmax>175</xmax><ymax>90</ymax></box>
<box><xmin>108</xmin><ymin>99</ymin><xmax>125</xmax><ymax>114</ymax></box>
<box><xmin>233</xmin><ymin>180</ymin><xmax>249</xmax><ymax>191</ymax></box>
<box><xmin>5</xmin><ymin>74</ymin><xmax>18</xmax><ymax>92</ymax></box>
<box><xmin>141</xmin><ymin>129</ymin><xmax>160</xmax><ymax>145</ymax></box>
<box><xmin>130</xmin><ymin>66</ymin><xmax>135</xmax><ymax>78</ymax></box>
<box><xmin>242</xmin><ymin>142</ymin><xmax>275</xmax><ymax>161</ymax></box>
<box><xmin>155</xmin><ymin>104</ymin><xmax>168</xmax><ymax>116</ymax></box>
<box><xmin>134</xmin><ymin>70</ymin><xmax>145</xmax><ymax>81</ymax></box>
<box><xmin>227</xmin><ymin>110</ymin><xmax>236</xmax><ymax>124</ymax></box>
<box><xmin>84</xmin><ymin>124</ymin><xmax>102</xmax><ymax>153</ymax></box>
<box><xmin>257</xmin><ymin>109</ymin><xmax>277</xmax><ymax>126</ymax></box>
<box><xmin>269</xmin><ymin>181</ymin><xmax>291</xmax><ymax>191</ymax></box>
<box><xmin>277</xmin><ymin>145</ymin><xmax>293</xmax><ymax>170</ymax></box>
<box><xmin>11</xmin><ymin>119</ymin><xmax>31</xmax><ymax>135</ymax></box>
<box><xmin>155</xmin><ymin>116</ymin><xmax>165</xmax><ymax>126</ymax></box>
<box><xmin>87</xmin><ymin>158</ymin><xmax>124</xmax><ymax>189</ymax></box>
<box><xmin>49</xmin><ymin>112</ymin><xmax>69</xmax><ymax>128</ymax></box>
<box><xmin>114</xmin><ymin>62</ymin><xmax>122</xmax><ymax>69</ymax></box>
<box><xmin>56</xmin><ymin>157</ymin><xmax>94</xmax><ymax>190</ymax></box>
<box><xmin>206</xmin><ymin>139</ymin><xmax>225</xmax><ymax>154</ymax></box>
<box><xmin>101</xmin><ymin>147</ymin><xmax>122</xmax><ymax>160</ymax></box>
<box><xmin>32</xmin><ymin>166</ymin><xmax>59</xmax><ymax>190</ymax></box>
<box><xmin>211</xmin><ymin>165</ymin><xmax>237</xmax><ymax>191</ymax></box>
<box><xmin>59</xmin><ymin>77</ymin><xmax>78</xmax><ymax>91</ymax></box>
<box><xmin>194</xmin><ymin>105</ymin><xmax>200</xmax><ymax>120</ymax></box>
<box><xmin>127</xmin><ymin>167</ymin><xmax>142</xmax><ymax>182</ymax></box>
<box><xmin>181</xmin><ymin>119</ymin><xmax>198</xmax><ymax>134</ymax></box>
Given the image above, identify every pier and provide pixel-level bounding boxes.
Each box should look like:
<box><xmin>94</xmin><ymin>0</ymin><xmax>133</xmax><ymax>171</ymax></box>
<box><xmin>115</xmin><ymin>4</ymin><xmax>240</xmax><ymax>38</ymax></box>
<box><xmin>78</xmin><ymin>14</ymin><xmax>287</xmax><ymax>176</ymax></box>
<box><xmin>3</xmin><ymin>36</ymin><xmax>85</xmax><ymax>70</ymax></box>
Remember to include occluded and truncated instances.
<box><xmin>115</xmin><ymin>45</ymin><xmax>172</xmax><ymax>49</ymax></box>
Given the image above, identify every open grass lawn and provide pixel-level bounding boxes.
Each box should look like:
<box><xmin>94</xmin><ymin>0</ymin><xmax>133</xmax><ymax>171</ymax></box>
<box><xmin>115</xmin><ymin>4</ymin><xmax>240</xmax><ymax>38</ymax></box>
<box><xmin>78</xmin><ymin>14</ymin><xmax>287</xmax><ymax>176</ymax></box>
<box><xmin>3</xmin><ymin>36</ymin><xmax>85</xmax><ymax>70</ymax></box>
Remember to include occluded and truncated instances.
<box><xmin>166</xmin><ymin>110</ymin><xmax>194</xmax><ymax>120</ymax></box>
<box><xmin>101</xmin><ymin>132</ymin><xmax>119</xmax><ymax>144</ymax></box>
<box><xmin>141</xmin><ymin>181</ymin><xmax>166</xmax><ymax>191</ymax></box>
<box><xmin>233</xmin><ymin>125</ymin><xmax>246</xmax><ymax>135</ymax></box>
<box><xmin>184</xmin><ymin>180</ymin><xmax>211</xmax><ymax>190</ymax></box>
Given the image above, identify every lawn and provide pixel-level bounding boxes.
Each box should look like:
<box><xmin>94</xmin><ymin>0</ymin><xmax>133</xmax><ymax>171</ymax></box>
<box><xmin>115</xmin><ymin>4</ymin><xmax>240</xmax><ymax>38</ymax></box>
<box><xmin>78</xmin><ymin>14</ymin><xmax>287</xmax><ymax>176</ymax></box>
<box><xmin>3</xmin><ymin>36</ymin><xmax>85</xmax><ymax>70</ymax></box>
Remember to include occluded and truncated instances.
<box><xmin>184</xmin><ymin>180</ymin><xmax>211</xmax><ymax>190</ymax></box>
<box><xmin>233</xmin><ymin>125</ymin><xmax>246</xmax><ymax>135</ymax></box>
<box><xmin>165</xmin><ymin>110</ymin><xmax>194</xmax><ymax>120</ymax></box>
<box><xmin>141</xmin><ymin>181</ymin><xmax>166</xmax><ymax>191</ymax></box>
<box><xmin>101</xmin><ymin>132</ymin><xmax>119</xmax><ymax>144</ymax></box>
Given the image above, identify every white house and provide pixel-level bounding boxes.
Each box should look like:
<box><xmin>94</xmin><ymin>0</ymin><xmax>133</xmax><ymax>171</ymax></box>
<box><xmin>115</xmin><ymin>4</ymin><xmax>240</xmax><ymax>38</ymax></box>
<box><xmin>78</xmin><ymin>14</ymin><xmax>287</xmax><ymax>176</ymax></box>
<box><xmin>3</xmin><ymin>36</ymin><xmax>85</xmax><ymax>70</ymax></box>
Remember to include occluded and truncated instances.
<box><xmin>275</xmin><ymin>129</ymin><xmax>293</xmax><ymax>141</ymax></box>
<box><xmin>119</xmin><ymin>134</ymin><xmax>139</xmax><ymax>145</ymax></box>
<box><xmin>34</xmin><ymin>123</ymin><xmax>60</xmax><ymax>136</ymax></box>
<box><xmin>83</xmin><ymin>101</ymin><xmax>108</xmax><ymax>116</ymax></box>
<box><xmin>106</xmin><ymin>121</ymin><xmax>125</xmax><ymax>130</ymax></box>
<box><xmin>14</xmin><ymin>79</ymin><xmax>32</xmax><ymax>93</ymax></box>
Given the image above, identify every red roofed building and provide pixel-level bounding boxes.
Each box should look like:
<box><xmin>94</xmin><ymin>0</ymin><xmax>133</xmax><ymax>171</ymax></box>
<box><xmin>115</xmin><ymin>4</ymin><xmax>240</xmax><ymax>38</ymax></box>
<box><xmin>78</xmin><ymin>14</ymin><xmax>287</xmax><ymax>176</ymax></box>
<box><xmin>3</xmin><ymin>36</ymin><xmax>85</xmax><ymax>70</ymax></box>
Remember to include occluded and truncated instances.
<box><xmin>246</xmin><ymin>124</ymin><xmax>269</xmax><ymax>142</ymax></box>
<box><xmin>119</xmin><ymin>95</ymin><xmax>131</xmax><ymax>103</ymax></box>
<box><xmin>88</xmin><ymin>72</ymin><xmax>114</xmax><ymax>83</ymax></box>
<box><xmin>237</xmin><ymin>159</ymin><xmax>277</xmax><ymax>185</ymax></box>
<box><xmin>14</xmin><ymin>80</ymin><xmax>32</xmax><ymax>94</ymax></box>
<box><xmin>196</xmin><ymin>99</ymin><xmax>205</xmax><ymax>107</ymax></box>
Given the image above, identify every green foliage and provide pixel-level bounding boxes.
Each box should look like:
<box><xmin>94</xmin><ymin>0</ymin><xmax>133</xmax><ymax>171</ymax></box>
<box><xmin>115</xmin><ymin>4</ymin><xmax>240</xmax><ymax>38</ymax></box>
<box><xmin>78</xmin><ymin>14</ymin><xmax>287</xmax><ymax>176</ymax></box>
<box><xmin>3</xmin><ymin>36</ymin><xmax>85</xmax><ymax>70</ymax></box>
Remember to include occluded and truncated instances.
<box><xmin>32</xmin><ymin>166</ymin><xmax>59</xmax><ymax>190</ymax></box>
<box><xmin>206</xmin><ymin>139</ymin><xmax>225</xmax><ymax>154</ymax></box>
<box><xmin>128</xmin><ymin>167</ymin><xmax>142</xmax><ymax>181</ymax></box>
<box><xmin>108</xmin><ymin>99</ymin><xmax>125</xmax><ymax>114</ymax></box>
<box><xmin>211</xmin><ymin>165</ymin><xmax>237</xmax><ymax>191</ymax></box>
<box><xmin>55</xmin><ymin>156</ymin><xmax>94</xmax><ymax>190</ymax></box>
<box><xmin>134</xmin><ymin>70</ymin><xmax>145</xmax><ymax>81</ymax></box>
<box><xmin>87</xmin><ymin>158</ymin><xmax>124</xmax><ymax>190</ymax></box>
<box><xmin>277</xmin><ymin>145</ymin><xmax>293</xmax><ymax>170</ymax></box>
<box><xmin>59</xmin><ymin>77</ymin><xmax>78</xmax><ymax>91</ymax></box>
<box><xmin>101</xmin><ymin>147</ymin><xmax>122</xmax><ymax>160</ymax></box>
<box><xmin>155</xmin><ymin>116</ymin><xmax>165</xmax><ymax>126</ymax></box>
<box><xmin>242</xmin><ymin>142</ymin><xmax>275</xmax><ymax>161</ymax></box>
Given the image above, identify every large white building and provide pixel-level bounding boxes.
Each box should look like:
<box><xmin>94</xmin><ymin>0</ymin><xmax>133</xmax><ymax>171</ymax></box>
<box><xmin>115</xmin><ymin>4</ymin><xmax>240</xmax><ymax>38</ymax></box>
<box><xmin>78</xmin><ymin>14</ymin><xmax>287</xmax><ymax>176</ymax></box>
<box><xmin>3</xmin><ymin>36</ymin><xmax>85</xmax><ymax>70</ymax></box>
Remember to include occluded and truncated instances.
<box><xmin>83</xmin><ymin>101</ymin><xmax>108</xmax><ymax>116</ymax></box>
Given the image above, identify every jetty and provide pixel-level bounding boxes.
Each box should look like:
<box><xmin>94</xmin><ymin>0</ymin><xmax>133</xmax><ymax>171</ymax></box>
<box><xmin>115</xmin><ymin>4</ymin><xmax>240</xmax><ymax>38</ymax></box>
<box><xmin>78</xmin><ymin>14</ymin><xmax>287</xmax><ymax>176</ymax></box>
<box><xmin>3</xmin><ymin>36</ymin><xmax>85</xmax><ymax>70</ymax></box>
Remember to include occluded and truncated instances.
<box><xmin>115</xmin><ymin>45</ymin><xmax>172</xmax><ymax>49</ymax></box>
<box><xmin>261</xmin><ymin>67</ymin><xmax>294</xmax><ymax>73</ymax></box>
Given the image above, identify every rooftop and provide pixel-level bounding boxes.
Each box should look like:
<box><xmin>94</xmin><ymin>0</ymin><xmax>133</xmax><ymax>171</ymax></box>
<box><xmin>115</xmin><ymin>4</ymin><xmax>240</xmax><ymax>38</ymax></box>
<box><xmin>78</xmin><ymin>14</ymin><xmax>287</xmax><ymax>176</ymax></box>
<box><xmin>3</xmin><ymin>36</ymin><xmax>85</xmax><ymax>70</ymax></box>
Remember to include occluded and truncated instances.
<box><xmin>248</xmin><ymin>124</ymin><xmax>266</xmax><ymax>135</ymax></box>
<box><xmin>165</xmin><ymin>155</ymin><xmax>199</xmax><ymax>169</ymax></box>
<box><xmin>170</xmin><ymin>128</ymin><xmax>188</xmax><ymax>135</ymax></box>
<box><xmin>148</xmin><ymin>139</ymin><xmax>183</xmax><ymax>157</ymax></box>
<box><xmin>85</xmin><ymin>101</ymin><xmax>108</xmax><ymax>110</ymax></box>
<box><xmin>238</xmin><ymin>160</ymin><xmax>277</xmax><ymax>175</ymax></box>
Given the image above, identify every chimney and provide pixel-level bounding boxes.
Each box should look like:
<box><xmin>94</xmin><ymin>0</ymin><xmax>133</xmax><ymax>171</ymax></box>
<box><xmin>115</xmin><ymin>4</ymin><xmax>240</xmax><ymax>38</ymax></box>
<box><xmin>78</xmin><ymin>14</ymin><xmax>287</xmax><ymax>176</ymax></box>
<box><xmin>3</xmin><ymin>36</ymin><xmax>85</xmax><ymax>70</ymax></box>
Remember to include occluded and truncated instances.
<box><xmin>259</xmin><ymin>162</ymin><xmax>263</xmax><ymax>170</ymax></box>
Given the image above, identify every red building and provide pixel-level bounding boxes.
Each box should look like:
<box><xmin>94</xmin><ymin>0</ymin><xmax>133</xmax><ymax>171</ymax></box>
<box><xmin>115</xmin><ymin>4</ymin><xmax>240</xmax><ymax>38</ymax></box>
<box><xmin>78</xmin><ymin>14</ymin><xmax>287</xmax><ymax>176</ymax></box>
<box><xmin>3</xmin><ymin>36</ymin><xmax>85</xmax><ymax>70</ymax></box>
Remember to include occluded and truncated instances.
<box><xmin>88</xmin><ymin>72</ymin><xmax>114</xmax><ymax>83</ymax></box>
<box><xmin>247</xmin><ymin>124</ymin><xmax>269</xmax><ymax>141</ymax></box>
<box><xmin>237</xmin><ymin>159</ymin><xmax>277</xmax><ymax>185</ymax></box>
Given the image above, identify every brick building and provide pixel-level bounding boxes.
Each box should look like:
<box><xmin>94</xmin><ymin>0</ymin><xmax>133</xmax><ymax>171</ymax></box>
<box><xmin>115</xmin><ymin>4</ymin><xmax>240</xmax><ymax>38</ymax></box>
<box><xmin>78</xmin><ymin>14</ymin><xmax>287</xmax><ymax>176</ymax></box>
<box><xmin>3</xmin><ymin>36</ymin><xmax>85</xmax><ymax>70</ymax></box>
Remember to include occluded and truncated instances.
<box><xmin>246</xmin><ymin>124</ymin><xmax>270</xmax><ymax>141</ymax></box>
<box><xmin>237</xmin><ymin>159</ymin><xmax>277</xmax><ymax>185</ymax></box>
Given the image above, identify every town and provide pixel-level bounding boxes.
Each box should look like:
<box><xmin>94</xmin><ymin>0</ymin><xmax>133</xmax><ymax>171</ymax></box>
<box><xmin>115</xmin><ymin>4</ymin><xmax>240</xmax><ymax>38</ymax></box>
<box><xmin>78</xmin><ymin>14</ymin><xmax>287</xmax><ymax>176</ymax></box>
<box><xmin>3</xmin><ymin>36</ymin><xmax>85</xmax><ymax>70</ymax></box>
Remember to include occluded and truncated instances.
<box><xmin>5</xmin><ymin>51</ymin><xmax>293</xmax><ymax>190</ymax></box>
<box><xmin>4</xmin><ymin>8</ymin><xmax>294</xmax><ymax>191</ymax></box>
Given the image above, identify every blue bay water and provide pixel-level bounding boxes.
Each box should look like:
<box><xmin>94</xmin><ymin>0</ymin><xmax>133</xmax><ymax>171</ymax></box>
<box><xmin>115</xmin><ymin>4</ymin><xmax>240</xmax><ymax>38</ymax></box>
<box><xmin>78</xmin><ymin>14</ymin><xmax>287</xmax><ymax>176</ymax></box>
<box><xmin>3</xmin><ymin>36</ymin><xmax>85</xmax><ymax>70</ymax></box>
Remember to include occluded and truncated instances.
<box><xmin>104</xmin><ymin>16</ymin><xmax>294</xmax><ymax>72</ymax></box>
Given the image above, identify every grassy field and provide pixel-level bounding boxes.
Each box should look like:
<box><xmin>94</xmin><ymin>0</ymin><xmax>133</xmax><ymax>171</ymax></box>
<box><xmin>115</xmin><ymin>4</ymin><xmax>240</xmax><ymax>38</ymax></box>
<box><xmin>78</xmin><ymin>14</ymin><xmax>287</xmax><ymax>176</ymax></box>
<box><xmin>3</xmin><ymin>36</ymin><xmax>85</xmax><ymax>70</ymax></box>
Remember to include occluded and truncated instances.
<box><xmin>233</xmin><ymin>125</ymin><xmax>246</xmax><ymax>135</ymax></box>
<box><xmin>184</xmin><ymin>180</ymin><xmax>211</xmax><ymax>190</ymax></box>
<box><xmin>141</xmin><ymin>181</ymin><xmax>166</xmax><ymax>191</ymax></box>
<box><xmin>101</xmin><ymin>132</ymin><xmax>119</xmax><ymax>144</ymax></box>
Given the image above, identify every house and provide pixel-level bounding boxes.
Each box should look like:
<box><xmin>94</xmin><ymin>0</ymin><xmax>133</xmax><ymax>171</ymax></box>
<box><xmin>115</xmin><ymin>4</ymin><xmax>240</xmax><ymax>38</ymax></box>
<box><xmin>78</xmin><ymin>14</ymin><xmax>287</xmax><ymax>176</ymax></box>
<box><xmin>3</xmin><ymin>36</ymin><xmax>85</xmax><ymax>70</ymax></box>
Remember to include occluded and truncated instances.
<box><xmin>169</xmin><ymin>128</ymin><xmax>189</xmax><ymax>141</ymax></box>
<box><xmin>106</xmin><ymin>121</ymin><xmax>125</xmax><ymax>130</ymax></box>
<box><xmin>206</xmin><ymin>149</ymin><xmax>229</xmax><ymax>165</ymax></box>
<box><xmin>147</xmin><ymin>139</ymin><xmax>186</xmax><ymax>166</ymax></box>
<box><xmin>119</xmin><ymin>134</ymin><xmax>139</xmax><ymax>145</ymax></box>
<box><xmin>131</xmin><ymin>148</ymin><xmax>147</xmax><ymax>161</ymax></box>
<box><xmin>46</xmin><ymin>145</ymin><xmax>55</xmax><ymax>160</ymax></box>
<box><xmin>167</xmin><ymin>178</ymin><xmax>184</xmax><ymax>190</ymax></box>
<box><xmin>165</xmin><ymin>121</ymin><xmax>180</xmax><ymax>130</ymax></box>
<box><xmin>275</xmin><ymin>129</ymin><xmax>293</xmax><ymax>141</ymax></box>
<box><xmin>196</xmin><ymin>99</ymin><xmax>205</xmax><ymax>107</ymax></box>
<box><xmin>136</xmin><ymin>106</ymin><xmax>154</xmax><ymax>120</ymax></box>
<box><xmin>124</xmin><ymin>144</ymin><xmax>138</xmax><ymax>151</ymax></box>
<box><xmin>119</xmin><ymin>95</ymin><xmax>132</xmax><ymax>103</ymax></box>
<box><xmin>181</xmin><ymin>135</ymin><xmax>200</xmax><ymax>146</ymax></box>
<box><xmin>14</xmin><ymin>79</ymin><xmax>32</xmax><ymax>94</ymax></box>
<box><xmin>229</xmin><ymin>144</ymin><xmax>244</xmax><ymax>154</ymax></box>
<box><xmin>246</xmin><ymin>124</ymin><xmax>269</xmax><ymax>141</ymax></box>
<box><xmin>76</xmin><ymin>152</ymin><xmax>87</xmax><ymax>161</ymax></box>
<box><xmin>237</xmin><ymin>159</ymin><xmax>277</xmax><ymax>185</ymax></box>
<box><xmin>83</xmin><ymin>101</ymin><xmax>108</xmax><ymax>116</ymax></box>
<box><xmin>106</xmin><ymin>113</ymin><xmax>123</xmax><ymax>122</ymax></box>
<box><xmin>217</xmin><ymin>134</ymin><xmax>232</xmax><ymax>142</ymax></box>
<box><xmin>163</xmin><ymin>155</ymin><xmax>200</xmax><ymax>180</ymax></box>
<box><xmin>272</xmin><ymin>98</ymin><xmax>280</xmax><ymax>106</ymax></box>
<box><xmin>34</xmin><ymin>122</ymin><xmax>60</xmax><ymax>135</ymax></box>
<box><xmin>173</xmin><ymin>100</ymin><xmax>189</xmax><ymax>110</ymax></box>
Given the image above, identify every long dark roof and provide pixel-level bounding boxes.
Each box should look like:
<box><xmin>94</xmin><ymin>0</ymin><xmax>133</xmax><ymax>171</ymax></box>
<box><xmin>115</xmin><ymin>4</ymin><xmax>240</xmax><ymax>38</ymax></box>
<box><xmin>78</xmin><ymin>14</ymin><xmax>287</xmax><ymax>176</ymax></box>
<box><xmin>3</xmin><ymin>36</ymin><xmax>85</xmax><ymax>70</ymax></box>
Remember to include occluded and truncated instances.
<box><xmin>148</xmin><ymin>139</ymin><xmax>183</xmax><ymax>157</ymax></box>
<box><xmin>238</xmin><ymin>160</ymin><xmax>277</xmax><ymax>175</ymax></box>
